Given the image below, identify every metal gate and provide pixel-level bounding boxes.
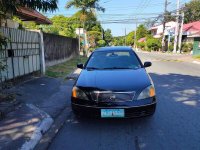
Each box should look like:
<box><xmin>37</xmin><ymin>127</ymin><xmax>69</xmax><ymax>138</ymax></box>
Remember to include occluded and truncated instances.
<box><xmin>0</xmin><ymin>27</ymin><xmax>41</xmax><ymax>82</ymax></box>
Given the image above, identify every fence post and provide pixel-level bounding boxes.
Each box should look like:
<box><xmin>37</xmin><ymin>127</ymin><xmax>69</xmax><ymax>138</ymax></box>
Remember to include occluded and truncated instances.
<box><xmin>39</xmin><ymin>30</ymin><xmax>46</xmax><ymax>75</ymax></box>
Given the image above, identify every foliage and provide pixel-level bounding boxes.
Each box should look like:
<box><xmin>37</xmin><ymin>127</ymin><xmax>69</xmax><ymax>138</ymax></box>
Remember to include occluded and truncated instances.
<box><xmin>168</xmin><ymin>43</ymin><xmax>174</xmax><ymax>52</ymax></box>
<box><xmin>126</xmin><ymin>31</ymin><xmax>135</xmax><ymax>46</ymax></box>
<box><xmin>65</xmin><ymin>0</ymin><xmax>105</xmax><ymax>42</ymax></box>
<box><xmin>136</xmin><ymin>24</ymin><xmax>148</xmax><ymax>40</ymax></box>
<box><xmin>71</xmin><ymin>11</ymin><xmax>101</xmax><ymax>32</ymax></box>
<box><xmin>88</xmin><ymin>31</ymin><xmax>102</xmax><ymax>48</ymax></box>
<box><xmin>97</xmin><ymin>40</ymin><xmax>106</xmax><ymax>47</ymax></box>
<box><xmin>146</xmin><ymin>38</ymin><xmax>161</xmax><ymax>51</ymax></box>
<box><xmin>184</xmin><ymin>0</ymin><xmax>200</xmax><ymax>23</ymax></box>
<box><xmin>0</xmin><ymin>0</ymin><xmax>58</xmax><ymax>26</ymax></box>
<box><xmin>111</xmin><ymin>36</ymin><xmax>125</xmax><ymax>46</ymax></box>
<box><xmin>0</xmin><ymin>0</ymin><xmax>58</xmax><ymax>16</ymax></box>
<box><xmin>181</xmin><ymin>43</ymin><xmax>193</xmax><ymax>53</ymax></box>
<box><xmin>47</xmin><ymin>15</ymin><xmax>74</xmax><ymax>37</ymax></box>
<box><xmin>46</xmin><ymin>56</ymin><xmax>88</xmax><ymax>78</ymax></box>
<box><xmin>0</xmin><ymin>33</ymin><xmax>8</xmax><ymax>77</ymax></box>
<box><xmin>137</xmin><ymin>42</ymin><xmax>145</xmax><ymax>50</ymax></box>
<box><xmin>193</xmin><ymin>55</ymin><xmax>200</xmax><ymax>60</ymax></box>
<box><xmin>165</xmin><ymin>11</ymin><xmax>176</xmax><ymax>22</ymax></box>
<box><xmin>104</xmin><ymin>29</ymin><xmax>112</xmax><ymax>45</ymax></box>
<box><xmin>66</xmin><ymin>0</ymin><xmax>105</xmax><ymax>13</ymax></box>
<box><xmin>0</xmin><ymin>33</ymin><xmax>8</xmax><ymax>49</ymax></box>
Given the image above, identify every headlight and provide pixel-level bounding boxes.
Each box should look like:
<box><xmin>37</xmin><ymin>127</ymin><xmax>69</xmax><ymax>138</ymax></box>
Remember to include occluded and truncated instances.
<box><xmin>72</xmin><ymin>86</ymin><xmax>89</xmax><ymax>100</ymax></box>
<box><xmin>137</xmin><ymin>85</ymin><xmax>155</xmax><ymax>100</ymax></box>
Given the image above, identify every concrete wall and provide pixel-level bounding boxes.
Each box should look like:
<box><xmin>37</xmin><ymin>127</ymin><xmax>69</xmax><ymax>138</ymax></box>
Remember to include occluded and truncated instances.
<box><xmin>0</xmin><ymin>27</ymin><xmax>41</xmax><ymax>81</ymax></box>
<box><xmin>43</xmin><ymin>33</ymin><xmax>79</xmax><ymax>67</ymax></box>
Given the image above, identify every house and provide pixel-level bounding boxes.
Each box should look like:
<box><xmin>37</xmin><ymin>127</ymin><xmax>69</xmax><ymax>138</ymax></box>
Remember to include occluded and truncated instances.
<box><xmin>1</xmin><ymin>7</ymin><xmax>52</xmax><ymax>28</ymax></box>
<box><xmin>182</xmin><ymin>21</ymin><xmax>200</xmax><ymax>43</ymax></box>
<box><xmin>150</xmin><ymin>21</ymin><xmax>176</xmax><ymax>38</ymax></box>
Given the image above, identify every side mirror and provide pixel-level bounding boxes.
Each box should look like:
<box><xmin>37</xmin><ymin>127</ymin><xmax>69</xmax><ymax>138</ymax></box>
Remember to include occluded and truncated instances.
<box><xmin>144</xmin><ymin>62</ymin><xmax>152</xmax><ymax>68</ymax></box>
<box><xmin>77</xmin><ymin>63</ymin><xmax>84</xmax><ymax>69</ymax></box>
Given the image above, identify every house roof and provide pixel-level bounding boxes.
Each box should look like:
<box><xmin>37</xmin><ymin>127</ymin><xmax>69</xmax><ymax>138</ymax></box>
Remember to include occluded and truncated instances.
<box><xmin>138</xmin><ymin>37</ymin><xmax>146</xmax><ymax>43</ymax></box>
<box><xmin>183</xmin><ymin>21</ymin><xmax>200</xmax><ymax>32</ymax></box>
<box><xmin>16</xmin><ymin>7</ymin><xmax>52</xmax><ymax>25</ymax></box>
<box><xmin>150</xmin><ymin>21</ymin><xmax>176</xmax><ymax>30</ymax></box>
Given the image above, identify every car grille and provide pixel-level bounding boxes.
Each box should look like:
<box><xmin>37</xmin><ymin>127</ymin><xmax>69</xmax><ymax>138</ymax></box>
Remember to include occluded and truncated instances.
<box><xmin>90</xmin><ymin>91</ymin><xmax>135</xmax><ymax>102</ymax></box>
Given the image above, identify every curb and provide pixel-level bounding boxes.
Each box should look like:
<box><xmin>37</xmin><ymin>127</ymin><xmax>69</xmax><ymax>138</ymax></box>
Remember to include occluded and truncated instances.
<box><xmin>20</xmin><ymin>104</ymin><xmax>53</xmax><ymax>150</ymax></box>
<box><xmin>35</xmin><ymin>107</ymin><xmax>71</xmax><ymax>150</ymax></box>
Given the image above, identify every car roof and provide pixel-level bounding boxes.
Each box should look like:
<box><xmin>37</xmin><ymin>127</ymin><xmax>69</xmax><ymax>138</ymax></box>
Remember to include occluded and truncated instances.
<box><xmin>95</xmin><ymin>46</ymin><xmax>134</xmax><ymax>52</ymax></box>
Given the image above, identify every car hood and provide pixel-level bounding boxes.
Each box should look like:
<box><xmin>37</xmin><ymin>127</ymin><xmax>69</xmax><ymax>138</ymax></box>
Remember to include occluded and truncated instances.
<box><xmin>76</xmin><ymin>68</ymin><xmax>151</xmax><ymax>91</ymax></box>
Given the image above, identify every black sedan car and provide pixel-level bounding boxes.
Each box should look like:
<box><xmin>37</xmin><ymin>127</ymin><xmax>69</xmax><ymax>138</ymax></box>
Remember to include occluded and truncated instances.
<box><xmin>71</xmin><ymin>46</ymin><xmax>156</xmax><ymax>118</ymax></box>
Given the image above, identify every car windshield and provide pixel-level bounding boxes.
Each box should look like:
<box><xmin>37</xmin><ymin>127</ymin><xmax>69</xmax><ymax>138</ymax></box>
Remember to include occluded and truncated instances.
<box><xmin>86</xmin><ymin>50</ymin><xmax>141</xmax><ymax>70</ymax></box>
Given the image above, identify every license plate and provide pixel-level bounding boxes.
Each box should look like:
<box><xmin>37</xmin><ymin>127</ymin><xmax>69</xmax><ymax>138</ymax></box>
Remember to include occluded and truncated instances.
<box><xmin>101</xmin><ymin>109</ymin><xmax>125</xmax><ymax>118</ymax></box>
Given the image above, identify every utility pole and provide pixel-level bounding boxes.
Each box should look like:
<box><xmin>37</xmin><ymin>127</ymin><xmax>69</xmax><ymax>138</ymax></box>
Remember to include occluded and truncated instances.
<box><xmin>162</xmin><ymin>0</ymin><xmax>168</xmax><ymax>52</ymax></box>
<box><xmin>178</xmin><ymin>12</ymin><xmax>184</xmax><ymax>53</ymax></box>
<box><xmin>173</xmin><ymin>0</ymin><xmax>180</xmax><ymax>53</ymax></box>
<box><xmin>134</xmin><ymin>18</ymin><xmax>137</xmax><ymax>49</ymax></box>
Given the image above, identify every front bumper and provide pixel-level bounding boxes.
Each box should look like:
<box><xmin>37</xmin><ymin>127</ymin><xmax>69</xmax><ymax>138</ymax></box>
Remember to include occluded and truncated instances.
<box><xmin>71</xmin><ymin>99</ymin><xmax>156</xmax><ymax>118</ymax></box>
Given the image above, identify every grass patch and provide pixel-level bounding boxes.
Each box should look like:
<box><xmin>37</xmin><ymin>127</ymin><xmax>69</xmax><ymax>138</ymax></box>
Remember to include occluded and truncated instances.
<box><xmin>46</xmin><ymin>56</ymin><xmax>88</xmax><ymax>78</ymax></box>
<box><xmin>193</xmin><ymin>55</ymin><xmax>200</xmax><ymax>60</ymax></box>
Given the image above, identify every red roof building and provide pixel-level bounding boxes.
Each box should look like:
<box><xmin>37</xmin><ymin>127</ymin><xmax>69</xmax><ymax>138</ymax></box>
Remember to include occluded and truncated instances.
<box><xmin>138</xmin><ymin>37</ymin><xmax>146</xmax><ymax>43</ymax></box>
<box><xmin>16</xmin><ymin>7</ymin><xmax>52</xmax><ymax>25</ymax></box>
<box><xmin>183</xmin><ymin>21</ymin><xmax>200</xmax><ymax>37</ymax></box>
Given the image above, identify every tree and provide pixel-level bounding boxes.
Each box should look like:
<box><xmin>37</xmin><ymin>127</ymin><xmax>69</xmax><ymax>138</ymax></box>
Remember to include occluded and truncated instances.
<box><xmin>184</xmin><ymin>0</ymin><xmax>200</xmax><ymax>23</ymax></box>
<box><xmin>104</xmin><ymin>29</ymin><xmax>112</xmax><ymax>45</ymax></box>
<box><xmin>126</xmin><ymin>31</ymin><xmax>135</xmax><ymax>46</ymax></box>
<box><xmin>112</xmin><ymin>36</ymin><xmax>124</xmax><ymax>46</ymax></box>
<box><xmin>65</xmin><ymin>0</ymin><xmax>105</xmax><ymax>29</ymax></box>
<box><xmin>136</xmin><ymin>25</ymin><xmax>148</xmax><ymax>40</ymax></box>
<box><xmin>97</xmin><ymin>40</ymin><xmax>106</xmax><ymax>47</ymax></box>
<box><xmin>146</xmin><ymin>38</ymin><xmax>161</xmax><ymax>51</ymax></box>
<box><xmin>165</xmin><ymin>11</ymin><xmax>176</xmax><ymax>22</ymax></box>
<box><xmin>71</xmin><ymin>11</ymin><xmax>101</xmax><ymax>31</ymax></box>
<box><xmin>66</xmin><ymin>0</ymin><xmax>105</xmax><ymax>13</ymax></box>
<box><xmin>88</xmin><ymin>31</ymin><xmax>102</xmax><ymax>48</ymax></box>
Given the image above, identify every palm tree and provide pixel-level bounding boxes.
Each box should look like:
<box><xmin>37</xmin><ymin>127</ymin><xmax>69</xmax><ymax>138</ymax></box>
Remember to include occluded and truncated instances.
<box><xmin>66</xmin><ymin>0</ymin><xmax>105</xmax><ymax>13</ymax></box>
<box><xmin>66</xmin><ymin>0</ymin><xmax>105</xmax><ymax>28</ymax></box>
<box><xmin>65</xmin><ymin>0</ymin><xmax>105</xmax><ymax>55</ymax></box>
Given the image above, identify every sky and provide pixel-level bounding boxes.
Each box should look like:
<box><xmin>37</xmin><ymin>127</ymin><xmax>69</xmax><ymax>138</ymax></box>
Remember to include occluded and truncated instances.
<box><xmin>46</xmin><ymin>0</ymin><xmax>191</xmax><ymax>37</ymax></box>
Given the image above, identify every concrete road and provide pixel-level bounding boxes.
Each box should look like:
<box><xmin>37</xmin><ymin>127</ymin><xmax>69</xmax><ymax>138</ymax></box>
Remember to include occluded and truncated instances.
<box><xmin>49</xmin><ymin>52</ymin><xmax>200</xmax><ymax>150</ymax></box>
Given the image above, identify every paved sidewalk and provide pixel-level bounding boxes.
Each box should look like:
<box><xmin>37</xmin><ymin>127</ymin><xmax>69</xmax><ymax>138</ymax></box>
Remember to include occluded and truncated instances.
<box><xmin>0</xmin><ymin>77</ymin><xmax>72</xmax><ymax>150</ymax></box>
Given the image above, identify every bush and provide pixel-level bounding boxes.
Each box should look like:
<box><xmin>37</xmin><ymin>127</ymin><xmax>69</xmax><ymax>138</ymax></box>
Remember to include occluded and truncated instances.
<box><xmin>137</xmin><ymin>42</ymin><xmax>145</xmax><ymax>50</ymax></box>
<box><xmin>168</xmin><ymin>43</ymin><xmax>174</xmax><ymax>52</ymax></box>
<box><xmin>88</xmin><ymin>47</ymin><xmax>95</xmax><ymax>52</ymax></box>
<box><xmin>97</xmin><ymin>40</ymin><xmax>106</xmax><ymax>47</ymax></box>
<box><xmin>146</xmin><ymin>38</ymin><xmax>161</xmax><ymax>51</ymax></box>
<box><xmin>181</xmin><ymin>43</ymin><xmax>193</xmax><ymax>53</ymax></box>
